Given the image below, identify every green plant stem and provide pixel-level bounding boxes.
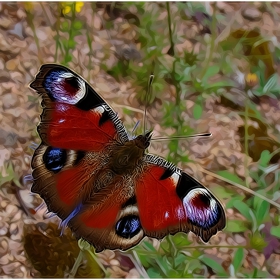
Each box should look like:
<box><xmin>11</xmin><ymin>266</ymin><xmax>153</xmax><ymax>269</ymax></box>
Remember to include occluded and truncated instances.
<box><xmin>68</xmin><ymin>249</ymin><xmax>83</xmax><ymax>277</ymax></box>
<box><xmin>244</xmin><ymin>90</ymin><xmax>250</xmax><ymax>188</ymax></box>
<box><xmin>40</xmin><ymin>3</ymin><xmax>51</xmax><ymax>26</ymax></box>
<box><xmin>64</xmin><ymin>3</ymin><xmax>76</xmax><ymax>65</ymax></box>
<box><xmin>26</xmin><ymin>9</ymin><xmax>42</xmax><ymax>63</ymax></box>
<box><xmin>166</xmin><ymin>2</ymin><xmax>174</xmax><ymax>56</ymax></box>
<box><xmin>55</xmin><ymin>5</ymin><xmax>62</xmax><ymax>62</ymax></box>
<box><xmin>199</xmin><ymin>3</ymin><xmax>217</xmax><ymax>80</ymax></box>
<box><xmin>86</xmin><ymin>250</ymin><xmax>109</xmax><ymax>277</ymax></box>
<box><xmin>182</xmin><ymin>245</ymin><xmax>249</xmax><ymax>250</ymax></box>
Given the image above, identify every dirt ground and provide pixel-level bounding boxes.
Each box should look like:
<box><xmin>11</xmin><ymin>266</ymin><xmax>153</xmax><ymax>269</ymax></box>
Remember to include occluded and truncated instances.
<box><xmin>1</xmin><ymin>2</ymin><xmax>280</xmax><ymax>278</ymax></box>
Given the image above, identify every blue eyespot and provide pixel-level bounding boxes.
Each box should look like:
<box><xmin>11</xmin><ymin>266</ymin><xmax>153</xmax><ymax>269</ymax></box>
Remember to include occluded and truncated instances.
<box><xmin>43</xmin><ymin>147</ymin><xmax>67</xmax><ymax>173</ymax></box>
<box><xmin>116</xmin><ymin>215</ymin><xmax>141</xmax><ymax>239</ymax></box>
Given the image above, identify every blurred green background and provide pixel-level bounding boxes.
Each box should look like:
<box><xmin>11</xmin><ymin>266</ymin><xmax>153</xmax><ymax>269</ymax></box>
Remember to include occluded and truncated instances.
<box><xmin>1</xmin><ymin>2</ymin><xmax>280</xmax><ymax>278</ymax></box>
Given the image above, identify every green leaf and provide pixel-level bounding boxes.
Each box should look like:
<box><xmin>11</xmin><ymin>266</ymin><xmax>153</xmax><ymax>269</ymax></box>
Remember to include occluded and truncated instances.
<box><xmin>259</xmin><ymin>150</ymin><xmax>271</xmax><ymax>167</ymax></box>
<box><xmin>226</xmin><ymin>195</ymin><xmax>246</xmax><ymax>209</ymax></box>
<box><xmin>202</xmin><ymin>65</ymin><xmax>220</xmax><ymax>82</ymax></box>
<box><xmin>255</xmin><ymin>200</ymin><xmax>269</xmax><ymax>224</ymax></box>
<box><xmin>253</xmin><ymin>190</ymin><xmax>267</xmax><ymax>211</ymax></box>
<box><xmin>226</xmin><ymin>220</ymin><xmax>249</xmax><ymax>233</ymax></box>
<box><xmin>232</xmin><ymin>248</ymin><xmax>244</xmax><ymax>272</ymax></box>
<box><xmin>0</xmin><ymin>162</ymin><xmax>20</xmax><ymax>187</ymax></box>
<box><xmin>173</xmin><ymin>232</ymin><xmax>192</xmax><ymax>247</ymax></box>
<box><xmin>270</xmin><ymin>226</ymin><xmax>280</xmax><ymax>238</ymax></box>
<box><xmin>205</xmin><ymin>80</ymin><xmax>236</xmax><ymax>90</ymax></box>
<box><xmin>174</xmin><ymin>253</ymin><xmax>187</xmax><ymax>268</ymax></box>
<box><xmin>199</xmin><ymin>255</ymin><xmax>227</xmax><ymax>276</ymax></box>
<box><xmin>212</xmin><ymin>185</ymin><xmax>234</xmax><ymax>199</ymax></box>
<box><xmin>263</xmin><ymin>73</ymin><xmax>278</xmax><ymax>94</ymax></box>
<box><xmin>216</xmin><ymin>170</ymin><xmax>245</xmax><ymax>186</ymax></box>
<box><xmin>193</xmin><ymin>103</ymin><xmax>203</xmax><ymax>120</ymax></box>
<box><xmin>147</xmin><ymin>267</ymin><xmax>162</xmax><ymax>278</ymax></box>
<box><xmin>143</xmin><ymin>241</ymin><xmax>157</xmax><ymax>252</ymax></box>
<box><xmin>233</xmin><ymin>200</ymin><xmax>253</xmax><ymax>221</ymax></box>
<box><xmin>64</xmin><ymin>54</ymin><xmax>72</xmax><ymax>64</ymax></box>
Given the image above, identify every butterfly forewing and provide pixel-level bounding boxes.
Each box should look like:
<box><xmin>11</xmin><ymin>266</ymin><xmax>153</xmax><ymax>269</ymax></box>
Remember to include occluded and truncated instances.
<box><xmin>30</xmin><ymin>64</ymin><xmax>129</xmax><ymax>221</ymax></box>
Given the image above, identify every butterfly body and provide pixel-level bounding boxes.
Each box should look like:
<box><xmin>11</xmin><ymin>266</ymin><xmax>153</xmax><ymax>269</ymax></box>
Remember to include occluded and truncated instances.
<box><xmin>30</xmin><ymin>64</ymin><xmax>225</xmax><ymax>252</ymax></box>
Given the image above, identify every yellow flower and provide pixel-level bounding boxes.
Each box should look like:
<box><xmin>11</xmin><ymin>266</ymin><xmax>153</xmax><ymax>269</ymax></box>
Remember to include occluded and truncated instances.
<box><xmin>75</xmin><ymin>2</ymin><xmax>84</xmax><ymax>13</ymax></box>
<box><xmin>24</xmin><ymin>2</ymin><xmax>33</xmax><ymax>12</ymax></box>
<box><xmin>245</xmin><ymin>73</ymin><xmax>258</xmax><ymax>87</ymax></box>
<box><xmin>63</xmin><ymin>5</ymin><xmax>71</xmax><ymax>14</ymax></box>
<box><xmin>61</xmin><ymin>2</ymin><xmax>84</xmax><ymax>15</ymax></box>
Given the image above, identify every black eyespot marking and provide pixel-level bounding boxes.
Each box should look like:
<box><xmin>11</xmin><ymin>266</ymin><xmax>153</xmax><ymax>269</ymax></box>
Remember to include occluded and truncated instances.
<box><xmin>74</xmin><ymin>151</ymin><xmax>86</xmax><ymax>166</ymax></box>
<box><xmin>43</xmin><ymin>147</ymin><xmax>67</xmax><ymax>173</ymax></box>
<box><xmin>99</xmin><ymin>110</ymin><xmax>111</xmax><ymax>127</ymax></box>
<box><xmin>196</xmin><ymin>193</ymin><xmax>211</xmax><ymax>208</ymax></box>
<box><xmin>116</xmin><ymin>215</ymin><xmax>141</xmax><ymax>239</ymax></box>
<box><xmin>65</xmin><ymin>76</ymin><xmax>79</xmax><ymax>89</ymax></box>
<box><xmin>122</xmin><ymin>196</ymin><xmax>137</xmax><ymax>208</ymax></box>
<box><xmin>76</xmin><ymin>84</ymin><xmax>105</xmax><ymax>111</ymax></box>
<box><xmin>176</xmin><ymin>172</ymin><xmax>201</xmax><ymax>200</ymax></box>
<box><xmin>160</xmin><ymin>168</ymin><xmax>174</xmax><ymax>180</ymax></box>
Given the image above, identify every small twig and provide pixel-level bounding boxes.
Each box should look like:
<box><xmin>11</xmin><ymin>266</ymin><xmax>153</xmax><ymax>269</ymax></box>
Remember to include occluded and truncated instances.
<box><xmin>166</xmin><ymin>2</ymin><xmax>174</xmax><ymax>56</ymax></box>
<box><xmin>67</xmin><ymin>249</ymin><xmax>83</xmax><ymax>278</ymax></box>
<box><xmin>199</xmin><ymin>167</ymin><xmax>280</xmax><ymax>209</ymax></box>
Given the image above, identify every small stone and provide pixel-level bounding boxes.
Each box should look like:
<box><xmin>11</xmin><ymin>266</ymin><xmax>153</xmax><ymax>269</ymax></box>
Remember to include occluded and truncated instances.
<box><xmin>8</xmin><ymin>22</ymin><xmax>25</xmax><ymax>40</ymax></box>
<box><xmin>0</xmin><ymin>16</ymin><xmax>13</xmax><ymax>29</ymax></box>
<box><xmin>0</xmin><ymin>223</ymin><xmax>8</xmax><ymax>236</ymax></box>
<box><xmin>6</xmin><ymin>59</ymin><xmax>17</xmax><ymax>71</ymax></box>
<box><xmin>9</xmin><ymin>223</ymin><xmax>18</xmax><ymax>235</ymax></box>
<box><xmin>2</xmin><ymin>93</ymin><xmax>19</xmax><ymax>109</ymax></box>
<box><xmin>5</xmin><ymin>204</ymin><xmax>17</xmax><ymax>216</ymax></box>
<box><xmin>0</xmin><ymin>70</ymin><xmax>10</xmax><ymax>82</ymax></box>
<box><xmin>242</xmin><ymin>7</ymin><xmax>262</xmax><ymax>21</ymax></box>
<box><xmin>234</xmin><ymin>234</ymin><xmax>246</xmax><ymax>244</ymax></box>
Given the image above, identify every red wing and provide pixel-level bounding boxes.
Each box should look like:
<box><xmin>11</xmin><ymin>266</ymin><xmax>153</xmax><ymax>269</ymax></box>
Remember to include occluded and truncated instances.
<box><xmin>31</xmin><ymin>144</ymin><xmax>106</xmax><ymax>220</ymax></box>
<box><xmin>135</xmin><ymin>155</ymin><xmax>226</xmax><ymax>242</ymax></box>
<box><xmin>30</xmin><ymin>64</ymin><xmax>128</xmax><ymax>151</ymax></box>
<box><xmin>65</xmin><ymin>175</ymin><xmax>144</xmax><ymax>252</ymax></box>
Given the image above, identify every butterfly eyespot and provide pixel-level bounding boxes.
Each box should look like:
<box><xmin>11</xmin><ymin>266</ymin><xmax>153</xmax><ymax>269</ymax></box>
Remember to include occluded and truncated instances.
<box><xmin>115</xmin><ymin>215</ymin><xmax>141</xmax><ymax>239</ymax></box>
<box><xmin>43</xmin><ymin>147</ymin><xmax>67</xmax><ymax>173</ymax></box>
<box><xmin>183</xmin><ymin>188</ymin><xmax>220</xmax><ymax>229</ymax></box>
<box><xmin>44</xmin><ymin>70</ymin><xmax>85</xmax><ymax>104</ymax></box>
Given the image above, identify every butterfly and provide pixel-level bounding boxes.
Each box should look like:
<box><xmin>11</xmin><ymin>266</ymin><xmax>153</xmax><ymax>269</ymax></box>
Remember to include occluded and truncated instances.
<box><xmin>30</xmin><ymin>64</ymin><xmax>226</xmax><ymax>252</ymax></box>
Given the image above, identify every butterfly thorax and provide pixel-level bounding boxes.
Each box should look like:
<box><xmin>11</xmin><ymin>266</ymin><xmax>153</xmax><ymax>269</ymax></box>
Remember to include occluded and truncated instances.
<box><xmin>109</xmin><ymin>131</ymin><xmax>152</xmax><ymax>175</ymax></box>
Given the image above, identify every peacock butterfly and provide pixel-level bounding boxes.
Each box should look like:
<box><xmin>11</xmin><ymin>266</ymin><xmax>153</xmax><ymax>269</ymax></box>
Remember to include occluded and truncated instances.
<box><xmin>29</xmin><ymin>64</ymin><xmax>226</xmax><ymax>252</ymax></box>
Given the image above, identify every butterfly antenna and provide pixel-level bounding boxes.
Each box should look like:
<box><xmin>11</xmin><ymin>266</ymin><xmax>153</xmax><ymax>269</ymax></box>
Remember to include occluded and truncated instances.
<box><xmin>143</xmin><ymin>62</ymin><xmax>155</xmax><ymax>134</ymax></box>
<box><xmin>151</xmin><ymin>132</ymin><xmax>212</xmax><ymax>141</ymax></box>
<box><xmin>132</xmin><ymin>120</ymin><xmax>141</xmax><ymax>134</ymax></box>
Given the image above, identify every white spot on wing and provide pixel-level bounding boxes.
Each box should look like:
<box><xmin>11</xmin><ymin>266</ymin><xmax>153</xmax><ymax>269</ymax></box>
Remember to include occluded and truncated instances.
<box><xmin>94</xmin><ymin>106</ymin><xmax>105</xmax><ymax>115</ymax></box>
<box><xmin>164</xmin><ymin>212</ymin><xmax>169</xmax><ymax>219</ymax></box>
<box><xmin>171</xmin><ymin>172</ymin><xmax>180</xmax><ymax>185</ymax></box>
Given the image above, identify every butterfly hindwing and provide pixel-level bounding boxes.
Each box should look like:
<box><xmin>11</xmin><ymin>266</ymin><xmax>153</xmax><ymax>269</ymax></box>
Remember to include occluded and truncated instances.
<box><xmin>66</xmin><ymin>175</ymin><xmax>144</xmax><ymax>252</ymax></box>
<box><xmin>136</xmin><ymin>154</ymin><xmax>226</xmax><ymax>242</ymax></box>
